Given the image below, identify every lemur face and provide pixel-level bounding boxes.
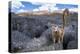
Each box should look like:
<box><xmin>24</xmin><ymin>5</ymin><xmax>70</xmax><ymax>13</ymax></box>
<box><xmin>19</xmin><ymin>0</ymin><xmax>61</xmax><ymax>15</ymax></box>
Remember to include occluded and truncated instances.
<box><xmin>52</xmin><ymin>26</ymin><xmax>59</xmax><ymax>32</ymax></box>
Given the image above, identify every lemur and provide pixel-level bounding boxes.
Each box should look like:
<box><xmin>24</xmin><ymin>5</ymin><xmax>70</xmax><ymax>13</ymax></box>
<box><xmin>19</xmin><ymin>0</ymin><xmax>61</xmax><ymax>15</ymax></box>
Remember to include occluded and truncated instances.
<box><xmin>51</xmin><ymin>8</ymin><xmax>69</xmax><ymax>43</ymax></box>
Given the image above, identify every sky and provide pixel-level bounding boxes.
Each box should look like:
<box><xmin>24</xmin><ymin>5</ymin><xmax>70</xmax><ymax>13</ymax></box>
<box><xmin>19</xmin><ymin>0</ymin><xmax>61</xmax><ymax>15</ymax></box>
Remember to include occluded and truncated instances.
<box><xmin>10</xmin><ymin>0</ymin><xmax>78</xmax><ymax>13</ymax></box>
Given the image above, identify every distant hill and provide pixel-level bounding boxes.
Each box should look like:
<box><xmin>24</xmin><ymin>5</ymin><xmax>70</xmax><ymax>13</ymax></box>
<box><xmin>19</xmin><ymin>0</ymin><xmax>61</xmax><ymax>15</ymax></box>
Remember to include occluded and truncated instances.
<box><xmin>9</xmin><ymin>10</ymin><xmax>78</xmax><ymax>17</ymax></box>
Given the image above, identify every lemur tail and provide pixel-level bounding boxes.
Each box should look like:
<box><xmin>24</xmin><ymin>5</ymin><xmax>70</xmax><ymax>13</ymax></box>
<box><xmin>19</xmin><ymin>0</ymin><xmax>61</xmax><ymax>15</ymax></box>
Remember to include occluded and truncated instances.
<box><xmin>62</xmin><ymin>8</ymin><xmax>69</xmax><ymax>29</ymax></box>
<box><xmin>62</xmin><ymin>13</ymin><xmax>65</xmax><ymax>29</ymax></box>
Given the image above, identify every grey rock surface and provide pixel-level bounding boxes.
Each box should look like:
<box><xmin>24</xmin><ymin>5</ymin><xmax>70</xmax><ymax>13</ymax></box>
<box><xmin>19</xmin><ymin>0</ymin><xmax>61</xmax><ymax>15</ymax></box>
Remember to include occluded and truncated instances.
<box><xmin>10</xmin><ymin>13</ymin><xmax>78</xmax><ymax>52</ymax></box>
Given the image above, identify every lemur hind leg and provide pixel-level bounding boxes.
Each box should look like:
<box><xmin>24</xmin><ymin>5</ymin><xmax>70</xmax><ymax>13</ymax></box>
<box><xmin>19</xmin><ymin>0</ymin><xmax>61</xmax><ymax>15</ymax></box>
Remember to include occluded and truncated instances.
<box><xmin>58</xmin><ymin>37</ymin><xmax>61</xmax><ymax>43</ymax></box>
<box><xmin>53</xmin><ymin>38</ymin><xmax>56</xmax><ymax>43</ymax></box>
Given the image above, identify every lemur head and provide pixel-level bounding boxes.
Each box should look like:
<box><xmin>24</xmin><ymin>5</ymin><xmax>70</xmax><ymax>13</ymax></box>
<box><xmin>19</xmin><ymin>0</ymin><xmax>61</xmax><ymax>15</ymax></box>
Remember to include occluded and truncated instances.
<box><xmin>52</xmin><ymin>25</ymin><xmax>59</xmax><ymax>32</ymax></box>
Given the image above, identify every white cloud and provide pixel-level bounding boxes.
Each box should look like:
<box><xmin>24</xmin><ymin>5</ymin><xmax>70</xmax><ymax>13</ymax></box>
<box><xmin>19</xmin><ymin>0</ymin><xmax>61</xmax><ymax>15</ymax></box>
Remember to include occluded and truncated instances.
<box><xmin>31</xmin><ymin>2</ymin><xmax>43</xmax><ymax>5</ymax></box>
<box><xmin>11</xmin><ymin>0</ymin><xmax>78</xmax><ymax>13</ymax></box>
<box><xmin>11</xmin><ymin>0</ymin><xmax>24</xmax><ymax>9</ymax></box>
<box><xmin>38</xmin><ymin>5</ymin><xmax>48</xmax><ymax>11</ymax></box>
<box><xmin>32</xmin><ymin>4</ymin><xmax>48</xmax><ymax>12</ymax></box>
<box><xmin>33</xmin><ymin>8</ymin><xmax>39</xmax><ymax>11</ymax></box>
<box><xmin>61</xmin><ymin>8</ymin><xmax>78</xmax><ymax>12</ymax></box>
<box><xmin>11</xmin><ymin>0</ymin><xmax>25</xmax><ymax>13</ymax></box>
<box><xmin>69</xmin><ymin>8</ymin><xmax>78</xmax><ymax>12</ymax></box>
<box><xmin>16</xmin><ymin>9</ymin><xmax>28</xmax><ymax>13</ymax></box>
<box><xmin>33</xmin><ymin>3</ymin><xmax>58</xmax><ymax>12</ymax></box>
<box><xmin>50</xmin><ymin>7</ymin><xmax>59</xmax><ymax>12</ymax></box>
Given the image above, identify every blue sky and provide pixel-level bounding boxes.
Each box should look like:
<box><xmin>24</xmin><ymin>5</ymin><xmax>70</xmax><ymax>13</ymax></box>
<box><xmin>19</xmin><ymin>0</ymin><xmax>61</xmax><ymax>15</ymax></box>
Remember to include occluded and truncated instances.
<box><xmin>56</xmin><ymin>4</ymin><xmax>78</xmax><ymax>9</ymax></box>
<box><xmin>11</xmin><ymin>1</ymin><xmax>78</xmax><ymax>13</ymax></box>
<box><xmin>20</xmin><ymin>1</ymin><xmax>41</xmax><ymax>11</ymax></box>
